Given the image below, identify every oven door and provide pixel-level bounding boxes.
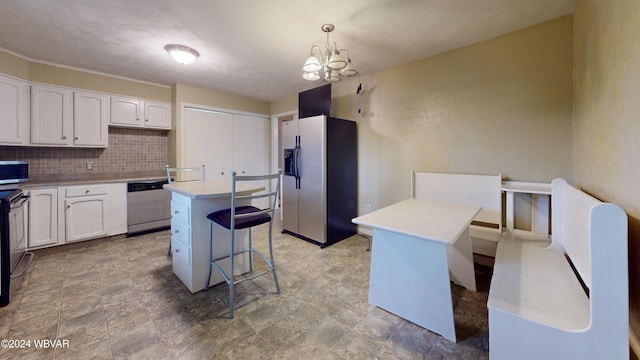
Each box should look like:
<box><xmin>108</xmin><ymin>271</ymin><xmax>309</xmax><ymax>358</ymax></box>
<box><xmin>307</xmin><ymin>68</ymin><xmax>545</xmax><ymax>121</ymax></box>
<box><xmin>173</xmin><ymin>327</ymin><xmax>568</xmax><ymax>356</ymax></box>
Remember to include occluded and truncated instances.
<box><xmin>9</xmin><ymin>194</ymin><xmax>29</xmax><ymax>273</ymax></box>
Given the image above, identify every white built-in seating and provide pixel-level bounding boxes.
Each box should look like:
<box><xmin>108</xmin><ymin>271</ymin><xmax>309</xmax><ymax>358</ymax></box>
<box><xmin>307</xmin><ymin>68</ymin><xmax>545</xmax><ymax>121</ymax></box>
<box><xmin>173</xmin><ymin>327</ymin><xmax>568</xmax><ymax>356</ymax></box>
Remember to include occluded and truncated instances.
<box><xmin>487</xmin><ymin>178</ymin><xmax>628</xmax><ymax>360</ymax></box>
<box><xmin>411</xmin><ymin>171</ymin><xmax>503</xmax><ymax>257</ymax></box>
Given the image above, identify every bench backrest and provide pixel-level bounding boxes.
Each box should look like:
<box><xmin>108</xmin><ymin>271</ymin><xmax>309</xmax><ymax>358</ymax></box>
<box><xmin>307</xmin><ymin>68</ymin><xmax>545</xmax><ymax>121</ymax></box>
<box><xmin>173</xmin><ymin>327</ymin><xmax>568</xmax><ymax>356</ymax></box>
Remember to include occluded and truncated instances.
<box><xmin>411</xmin><ymin>171</ymin><xmax>502</xmax><ymax>228</ymax></box>
<box><xmin>551</xmin><ymin>178</ymin><xmax>627</xmax><ymax>315</ymax></box>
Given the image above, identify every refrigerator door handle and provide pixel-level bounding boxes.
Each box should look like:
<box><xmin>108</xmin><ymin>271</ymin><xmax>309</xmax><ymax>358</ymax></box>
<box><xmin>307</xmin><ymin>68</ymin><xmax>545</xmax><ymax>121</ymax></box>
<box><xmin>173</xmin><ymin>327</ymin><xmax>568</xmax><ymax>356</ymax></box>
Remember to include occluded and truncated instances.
<box><xmin>295</xmin><ymin>136</ymin><xmax>301</xmax><ymax>189</ymax></box>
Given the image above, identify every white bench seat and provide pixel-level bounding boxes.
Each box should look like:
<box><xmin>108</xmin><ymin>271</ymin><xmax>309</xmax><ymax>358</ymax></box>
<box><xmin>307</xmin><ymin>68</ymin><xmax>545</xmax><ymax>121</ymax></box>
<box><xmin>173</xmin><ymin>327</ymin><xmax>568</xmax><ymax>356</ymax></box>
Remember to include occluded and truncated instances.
<box><xmin>488</xmin><ymin>240</ymin><xmax>589</xmax><ymax>330</ymax></box>
<box><xmin>488</xmin><ymin>178</ymin><xmax>628</xmax><ymax>360</ymax></box>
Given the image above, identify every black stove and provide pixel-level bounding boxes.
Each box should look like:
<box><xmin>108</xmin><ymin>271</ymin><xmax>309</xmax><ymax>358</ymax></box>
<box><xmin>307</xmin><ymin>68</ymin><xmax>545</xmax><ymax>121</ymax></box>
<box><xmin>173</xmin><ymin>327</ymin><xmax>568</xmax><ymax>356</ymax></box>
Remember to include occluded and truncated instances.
<box><xmin>0</xmin><ymin>188</ymin><xmax>30</xmax><ymax>307</ymax></box>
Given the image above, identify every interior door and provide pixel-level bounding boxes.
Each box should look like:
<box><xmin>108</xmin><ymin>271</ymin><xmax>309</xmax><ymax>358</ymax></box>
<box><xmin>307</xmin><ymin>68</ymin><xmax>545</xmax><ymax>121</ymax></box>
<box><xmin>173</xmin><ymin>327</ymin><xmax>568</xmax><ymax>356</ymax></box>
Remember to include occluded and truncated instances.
<box><xmin>232</xmin><ymin>114</ymin><xmax>270</xmax><ymax>208</ymax></box>
<box><xmin>183</xmin><ymin>107</ymin><xmax>233</xmax><ymax>181</ymax></box>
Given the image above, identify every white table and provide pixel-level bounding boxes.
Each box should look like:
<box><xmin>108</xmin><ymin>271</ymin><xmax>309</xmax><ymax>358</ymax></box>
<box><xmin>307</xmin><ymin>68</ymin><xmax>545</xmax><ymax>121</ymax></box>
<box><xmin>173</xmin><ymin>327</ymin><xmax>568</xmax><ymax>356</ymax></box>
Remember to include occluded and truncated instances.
<box><xmin>163</xmin><ymin>181</ymin><xmax>264</xmax><ymax>293</ymax></box>
<box><xmin>352</xmin><ymin>198</ymin><xmax>481</xmax><ymax>342</ymax></box>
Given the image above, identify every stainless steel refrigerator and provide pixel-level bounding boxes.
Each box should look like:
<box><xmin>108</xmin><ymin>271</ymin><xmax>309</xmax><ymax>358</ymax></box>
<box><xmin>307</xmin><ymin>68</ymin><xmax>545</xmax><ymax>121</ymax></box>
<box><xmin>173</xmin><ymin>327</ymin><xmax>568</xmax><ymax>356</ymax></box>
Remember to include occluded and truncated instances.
<box><xmin>282</xmin><ymin>115</ymin><xmax>357</xmax><ymax>247</ymax></box>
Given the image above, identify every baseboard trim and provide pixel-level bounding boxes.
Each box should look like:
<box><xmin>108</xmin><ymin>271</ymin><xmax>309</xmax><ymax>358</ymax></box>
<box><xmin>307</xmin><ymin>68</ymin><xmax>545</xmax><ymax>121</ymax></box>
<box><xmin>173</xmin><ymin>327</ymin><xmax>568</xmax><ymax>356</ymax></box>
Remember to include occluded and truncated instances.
<box><xmin>631</xmin><ymin>327</ymin><xmax>640</xmax><ymax>359</ymax></box>
<box><xmin>357</xmin><ymin>226</ymin><xmax>373</xmax><ymax>237</ymax></box>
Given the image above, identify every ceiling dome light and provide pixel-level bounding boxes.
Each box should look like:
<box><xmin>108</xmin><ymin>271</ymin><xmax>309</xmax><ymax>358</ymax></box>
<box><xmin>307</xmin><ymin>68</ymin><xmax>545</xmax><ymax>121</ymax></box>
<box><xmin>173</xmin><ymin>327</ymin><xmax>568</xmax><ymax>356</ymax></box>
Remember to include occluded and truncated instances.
<box><xmin>165</xmin><ymin>44</ymin><xmax>200</xmax><ymax>65</ymax></box>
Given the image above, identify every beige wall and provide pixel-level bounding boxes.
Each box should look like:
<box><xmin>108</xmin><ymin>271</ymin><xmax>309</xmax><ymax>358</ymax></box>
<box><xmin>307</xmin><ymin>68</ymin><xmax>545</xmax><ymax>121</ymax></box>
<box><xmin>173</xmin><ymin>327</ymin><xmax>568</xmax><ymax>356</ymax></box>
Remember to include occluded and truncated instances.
<box><xmin>286</xmin><ymin>16</ymin><xmax>573</xmax><ymax>213</ymax></box>
<box><xmin>0</xmin><ymin>50</ymin><xmax>172</xmax><ymax>101</ymax></box>
<box><xmin>573</xmin><ymin>0</ymin><xmax>640</xmax><ymax>349</ymax></box>
<box><xmin>0</xmin><ymin>50</ymin><xmax>29</xmax><ymax>79</ymax></box>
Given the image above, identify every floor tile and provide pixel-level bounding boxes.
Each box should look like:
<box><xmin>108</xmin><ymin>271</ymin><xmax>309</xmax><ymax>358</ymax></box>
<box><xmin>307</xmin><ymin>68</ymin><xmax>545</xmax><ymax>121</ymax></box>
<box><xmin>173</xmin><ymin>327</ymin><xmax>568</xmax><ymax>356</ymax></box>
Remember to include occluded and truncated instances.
<box><xmin>1</xmin><ymin>214</ymin><xmax>491</xmax><ymax>359</ymax></box>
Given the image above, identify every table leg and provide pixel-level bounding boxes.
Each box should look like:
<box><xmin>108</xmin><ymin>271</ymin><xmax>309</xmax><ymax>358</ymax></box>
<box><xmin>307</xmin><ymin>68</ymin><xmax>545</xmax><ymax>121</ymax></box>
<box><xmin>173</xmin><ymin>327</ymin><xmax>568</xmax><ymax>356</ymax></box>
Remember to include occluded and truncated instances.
<box><xmin>368</xmin><ymin>228</ymin><xmax>457</xmax><ymax>342</ymax></box>
<box><xmin>446</xmin><ymin>227</ymin><xmax>477</xmax><ymax>291</ymax></box>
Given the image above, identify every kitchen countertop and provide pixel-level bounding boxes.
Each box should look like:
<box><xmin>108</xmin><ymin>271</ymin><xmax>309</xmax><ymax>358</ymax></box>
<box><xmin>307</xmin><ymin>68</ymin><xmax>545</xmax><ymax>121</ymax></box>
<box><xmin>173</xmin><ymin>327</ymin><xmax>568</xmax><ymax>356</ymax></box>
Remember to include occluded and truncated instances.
<box><xmin>22</xmin><ymin>171</ymin><xmax>168</xmax><ymax>189</ymax></box>
<box><xmin>163</xmin><ymin>181</ymin><xmax>264</xmax><ymax>199</ymax></box>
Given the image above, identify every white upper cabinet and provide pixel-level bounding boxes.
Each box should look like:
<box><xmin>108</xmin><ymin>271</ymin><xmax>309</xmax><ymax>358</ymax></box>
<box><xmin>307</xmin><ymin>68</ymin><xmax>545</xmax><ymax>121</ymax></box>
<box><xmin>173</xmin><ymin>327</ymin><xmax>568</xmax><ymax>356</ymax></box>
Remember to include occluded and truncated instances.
<box><xmin>144</xmin><ymin>101</ymin><xmax>171</xmax><ymax>129</ymax></box>
<box><xmin>73</xmin><ymin>91</ymin><xmax>109</xmax><ymax>147</ymax></box>
<box><xmin>31</xmin><ymin>84</ymin><xmax>109</xmax><ymax>147</ymax></box>
<box><xmin>110</xmin><ymin>96</ymin><xmax>141</xmax><ymax>127</ymax></box>
<box><xmin>0</xmin><ymin>75</ymin><xmax>30</xmax><ymax>145</ymax></box>
<box><xmin>30</xmin><ymin>84</ymin><xmax>73</xmax><ymax>146</ymax></box>
<box><xmin>110</xmin><ymin>96</ymin><xmax>171</xmax><ymax>130</ymax></box>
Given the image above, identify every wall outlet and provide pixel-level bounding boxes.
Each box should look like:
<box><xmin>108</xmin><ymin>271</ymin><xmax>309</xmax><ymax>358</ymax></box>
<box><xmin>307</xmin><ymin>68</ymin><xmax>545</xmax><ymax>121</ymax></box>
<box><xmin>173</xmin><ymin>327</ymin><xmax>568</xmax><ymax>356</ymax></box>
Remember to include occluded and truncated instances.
<box><xmin>86</xmin><ymin>162</ymin><xmax>93</xmax><ymax>171</ymax></box>
<box><xmin>365</xmin><ymin>203</ymin><xmax>372</xmax><ymax>213</ymax></box>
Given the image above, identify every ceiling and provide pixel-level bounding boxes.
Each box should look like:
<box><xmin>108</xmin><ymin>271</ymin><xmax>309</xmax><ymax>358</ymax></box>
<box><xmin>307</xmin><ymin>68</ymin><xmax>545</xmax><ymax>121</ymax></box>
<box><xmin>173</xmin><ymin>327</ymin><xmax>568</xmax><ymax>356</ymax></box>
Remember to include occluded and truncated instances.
<box><xmin>0</xmin><ymin>0</ymin><xmax>576</xmax><ymax>102</ymax></box>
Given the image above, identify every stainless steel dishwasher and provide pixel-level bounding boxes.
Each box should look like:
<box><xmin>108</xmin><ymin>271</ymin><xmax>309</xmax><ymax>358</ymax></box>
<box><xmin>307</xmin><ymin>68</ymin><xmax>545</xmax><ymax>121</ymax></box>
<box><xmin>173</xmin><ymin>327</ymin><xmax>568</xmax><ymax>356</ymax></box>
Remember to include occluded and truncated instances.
<box><xmin>127</xmin><ymin>179</ymin><xmax>171</xmax><ymax>235</ymax></box>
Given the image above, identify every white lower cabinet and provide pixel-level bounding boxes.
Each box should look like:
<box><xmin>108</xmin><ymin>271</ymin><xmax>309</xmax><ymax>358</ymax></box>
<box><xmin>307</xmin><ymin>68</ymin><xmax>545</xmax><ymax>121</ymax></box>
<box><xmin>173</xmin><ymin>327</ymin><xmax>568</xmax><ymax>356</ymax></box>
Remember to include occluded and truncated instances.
<box><xmin>60</xmin><ymin>184</ymin><xmax>110</xmax><ymax>243</ymax></box>
<box><xmin>64</xmin><ymin>194</ymin><xmax>109</xmax><ymax>243</ymax></box>
<box><xmin>27</xmin><ymin>182</ymin><xmax>126</xmax><ymax>249</ymax></box>
<box><xmin>28</xmin><ymin>188</ymin><xmax>59</xmax><ymax>249</ymax></box>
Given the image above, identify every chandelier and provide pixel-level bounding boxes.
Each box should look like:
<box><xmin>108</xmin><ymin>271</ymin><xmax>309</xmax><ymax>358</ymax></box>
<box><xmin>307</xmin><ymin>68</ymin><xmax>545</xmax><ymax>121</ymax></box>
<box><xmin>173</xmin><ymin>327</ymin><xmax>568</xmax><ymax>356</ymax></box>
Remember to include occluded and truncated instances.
<box><xmin>302</xmin><ymin>24</ymin><xmax>358</xmax><ymax>82</ymax></box>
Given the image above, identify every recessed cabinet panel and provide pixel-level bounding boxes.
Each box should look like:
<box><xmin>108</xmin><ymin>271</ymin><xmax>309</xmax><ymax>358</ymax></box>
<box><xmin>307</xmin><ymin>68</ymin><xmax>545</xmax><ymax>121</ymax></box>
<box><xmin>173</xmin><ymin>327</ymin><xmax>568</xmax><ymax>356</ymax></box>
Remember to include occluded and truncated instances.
<box><xmin>31</xmin><ymin>85</ymin><xmax>72</xmax><ymax>146</ymax></box>
<box><xmin>28</xmin><ymin>188</ymin><xmax>59</xmax><ymax>249</ymax></box>
<box><xmin>144</xmin><ymin>101</ymin><xmax>171</xmax><ymax>129</ymax></box>
<box><xmin>73</xmin><ymin>91</ymin><xmax>109</xmax><ymax>147</ymax></box>
<box><xmin>110</xmin><ymin>96</ymin><xmax>141</xmax><ymax>127</ymax></box>
<box><xmin>65</xmin><ymin>195</ymin><xmax>109</xmax><ymax>242</ymax></box>
<box><xmin>0</xmin><ymin>75</ymin><xmax>30</xmax><ymax>145</ymax></box>
<box><xmin>110</xmin><ymin>97</ymin><xmax>171</xmax><ymax>130</ymax></box>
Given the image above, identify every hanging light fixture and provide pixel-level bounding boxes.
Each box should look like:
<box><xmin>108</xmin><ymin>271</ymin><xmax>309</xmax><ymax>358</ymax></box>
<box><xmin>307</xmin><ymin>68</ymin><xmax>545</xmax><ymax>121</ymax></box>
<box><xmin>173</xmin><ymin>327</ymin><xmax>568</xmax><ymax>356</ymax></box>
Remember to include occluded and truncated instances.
<box><xmin>165</xmin><ymin>44</ymin><xmax>200</xmax><ymax>65</ymax></box>
<box><xmin>302</xmin><ymin>24</ymin><xmax>358</xmax><ymax>82</ymax></box>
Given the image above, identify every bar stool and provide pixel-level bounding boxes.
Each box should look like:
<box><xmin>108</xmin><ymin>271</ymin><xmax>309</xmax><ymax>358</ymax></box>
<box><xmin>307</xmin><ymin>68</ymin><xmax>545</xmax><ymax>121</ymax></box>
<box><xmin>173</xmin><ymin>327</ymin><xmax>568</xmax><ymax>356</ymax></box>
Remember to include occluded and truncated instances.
<box><xmin>165</xmin><ymin>164</ymin><xmax>205</xmax><ymax>255</ymax></box>
<box><xmin>205</xmin><ymin>169</ymin><xmax>281</xmax><ymax>318</ymax></box>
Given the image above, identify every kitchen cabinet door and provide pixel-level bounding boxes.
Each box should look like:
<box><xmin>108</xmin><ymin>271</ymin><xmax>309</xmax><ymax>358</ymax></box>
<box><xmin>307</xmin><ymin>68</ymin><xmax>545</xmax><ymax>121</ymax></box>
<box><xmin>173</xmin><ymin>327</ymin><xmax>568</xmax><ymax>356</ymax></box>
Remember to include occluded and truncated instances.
<box><xmin>0</xmin><ymin>75</ymin><xmax>30</xmax><ymax>145</ymax></box>
<box><xmin>31</xmin><ymin>84</ymin><xmax>72</xmax><ymax>146</ymax></box>
<box><xmin>183</xmin><ymin>108</ymin><xmax>233</xmax><ymax>181</ymax></box>
<box><xmin>28</xmin><ymin>188</ymin><xmax>59</xmax><ymax>249</ymax></box>
<box><xmin>73</xmin><ymin>91</ymin><xmax>109</xmax><ymax>147</ymax></box>
<box><xmin>143</xmin><ymin>101</ymin><xmax>171</xmax><ymax>129</ymax></box>
<box><xmin>110</xmin><ymin>96</ymin><xmax>141</xmax><ymax>127</ymax></box>
<box><xmin>65</xmin><ymin>195</ymin><xmax>109</xmax><ymax>242</ymax></box>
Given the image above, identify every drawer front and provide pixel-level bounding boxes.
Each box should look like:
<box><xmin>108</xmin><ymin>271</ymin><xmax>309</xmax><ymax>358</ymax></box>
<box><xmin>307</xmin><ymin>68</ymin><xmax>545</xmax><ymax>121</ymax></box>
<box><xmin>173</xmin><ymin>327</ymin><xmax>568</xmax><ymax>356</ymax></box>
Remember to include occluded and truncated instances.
<box><xmin>170</xmin><ymin>219</ymin><xmax>190</xmax><ymax>246</ymax></box>
<box><xmin>171</xmin><ymin>237</ymin><xmax>191</xmax><ymax>284</ymax></box>
<box><xmin>65</xmin><ymin>185</ymin><xmax>108</xmax><ymax>197</ymax></box>
<box><xmin>170</xmin><ymin>201</ymin><xmax>190</xmax><ymax>225</ymax></box>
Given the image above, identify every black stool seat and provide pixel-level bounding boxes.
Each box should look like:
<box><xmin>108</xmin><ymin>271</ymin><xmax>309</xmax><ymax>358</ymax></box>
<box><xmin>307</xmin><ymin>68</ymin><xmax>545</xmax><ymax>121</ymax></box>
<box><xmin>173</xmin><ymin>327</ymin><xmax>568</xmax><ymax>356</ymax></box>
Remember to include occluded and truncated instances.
<box><xmin>207</xmin><ymin>206</ymin><xmax>271</xmax><ymax>230</ymax></box>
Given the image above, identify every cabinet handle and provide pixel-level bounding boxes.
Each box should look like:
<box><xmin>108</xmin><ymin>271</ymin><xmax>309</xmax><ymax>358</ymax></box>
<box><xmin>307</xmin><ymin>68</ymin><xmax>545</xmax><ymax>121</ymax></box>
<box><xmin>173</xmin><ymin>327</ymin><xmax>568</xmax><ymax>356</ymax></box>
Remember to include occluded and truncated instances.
<box><xmin>221</xmin><ymin>172</ymin><xmax>224</xmax><ymax>175</ymax></box>
<box><xmin>174</xmin><ymin>229</ymin><xmax>179</xmax><ymax>234</ymax></box>
<box><xmin>67</xmin><ymin>205</ymin><xmax>71</xmax><ymax>209</ymax></box>
<box><xmin>175</xmin><ymin>249</ymin><xmax>180</xmax><ymax>253</ymax></box>
<box><xmin>242</xmin><ymin>171</ymin><xmax>246</xmax><ymax>174</ymax></box>
<box><xmin>85</xmin><ymin>190</ymin><xmax>90</xmax><ymax>194</ymax></box>
<box><xmin>145</xmin><ymin>118</ymin><xmax>149</xmax><ymax>122</ymax></box>
<box><xmin>174</xmin><ymin>210</ymin><xmax>179</xmax><ymax>214</ymax></box>
<box><xmin>61</xmin><ymin>136</ymin><xmax>67</xmax><ymax>140</ymax></box>
<box><xmin>74</xmin><ymin>137</ymin><xmax>79</xmax><ymax>140</ymax></box>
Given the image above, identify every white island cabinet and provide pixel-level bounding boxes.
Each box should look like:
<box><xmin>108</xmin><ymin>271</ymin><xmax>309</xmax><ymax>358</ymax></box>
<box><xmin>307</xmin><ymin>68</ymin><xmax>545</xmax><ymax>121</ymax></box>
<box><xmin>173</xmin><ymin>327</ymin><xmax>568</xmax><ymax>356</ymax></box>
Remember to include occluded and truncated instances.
<box><xmin>163</xmin><ymin>181</ymin><xmax>264</xmax><ymax>293</ymax></box>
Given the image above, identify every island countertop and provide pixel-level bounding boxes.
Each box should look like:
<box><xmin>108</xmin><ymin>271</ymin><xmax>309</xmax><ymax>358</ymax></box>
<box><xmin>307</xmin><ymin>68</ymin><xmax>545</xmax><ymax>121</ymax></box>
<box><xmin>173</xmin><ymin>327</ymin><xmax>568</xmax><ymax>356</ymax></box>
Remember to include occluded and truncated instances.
<box><xmin>163</xmin><ymin>180</ymin><xmax>264</xmax><ymax>199</ymax></box>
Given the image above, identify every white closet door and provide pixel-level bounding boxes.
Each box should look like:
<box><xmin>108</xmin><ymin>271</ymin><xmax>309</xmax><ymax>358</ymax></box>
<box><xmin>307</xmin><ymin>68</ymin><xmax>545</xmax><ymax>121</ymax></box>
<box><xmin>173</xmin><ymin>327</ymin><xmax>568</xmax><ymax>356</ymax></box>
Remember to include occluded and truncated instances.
<box><xmin>183</xmin><ymin>108</ymin><xmax>233</xmax><ymax>181</ymax></box>
<box><xmin>233</xmin><ymin>114</ymin><xmax>270</xmax><ymax>208</ymax></box>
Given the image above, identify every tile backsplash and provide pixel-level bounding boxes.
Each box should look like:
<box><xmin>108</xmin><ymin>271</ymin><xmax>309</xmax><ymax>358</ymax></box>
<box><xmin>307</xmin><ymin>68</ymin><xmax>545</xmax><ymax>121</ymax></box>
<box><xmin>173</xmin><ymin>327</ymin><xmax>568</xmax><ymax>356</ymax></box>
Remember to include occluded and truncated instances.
<box><xmin>0</xmin><ymin>128</ymin><xmax>168</xmax><ymax>181</ymax></box>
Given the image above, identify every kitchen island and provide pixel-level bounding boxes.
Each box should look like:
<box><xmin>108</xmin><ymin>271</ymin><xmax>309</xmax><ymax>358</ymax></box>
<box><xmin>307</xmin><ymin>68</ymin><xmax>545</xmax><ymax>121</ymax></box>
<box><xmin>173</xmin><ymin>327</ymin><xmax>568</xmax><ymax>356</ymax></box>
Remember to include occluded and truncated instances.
<box><xmin>163</xmin><ymin>181</ymin><xmax>264</xmax><ymax>293</ymax></box>
<box><xmin>352</xmin><ymin>198</ymin><xmax>481</xmax><ymax>342</ymax></box>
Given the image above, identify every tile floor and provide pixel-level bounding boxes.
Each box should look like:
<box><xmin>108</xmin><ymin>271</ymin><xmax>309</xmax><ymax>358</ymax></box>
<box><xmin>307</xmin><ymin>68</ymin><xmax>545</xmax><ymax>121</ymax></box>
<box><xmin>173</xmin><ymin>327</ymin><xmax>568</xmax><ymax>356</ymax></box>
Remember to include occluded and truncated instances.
<box><xmin>0</xmin><ymin>216</ymin><xmax>492</xmax><ymax>359</ymax></box>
